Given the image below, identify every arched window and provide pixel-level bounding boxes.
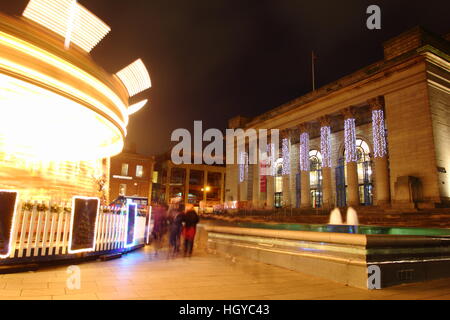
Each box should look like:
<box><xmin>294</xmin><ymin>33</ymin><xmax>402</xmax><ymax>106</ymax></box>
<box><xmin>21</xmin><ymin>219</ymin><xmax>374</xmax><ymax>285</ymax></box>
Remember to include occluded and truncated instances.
<box><xmin>274</xmin><ymin>158</ymin><xmax>283</xmax><ymax>208</ymax></box>
<box><xmin>337</xmin><ymin>139</ymin><xmax>373</xmax><ymax>207</ymax></box>
<box><xmin>356</xmin><ymin>139</ymin><xmax>371</xmax><ymax>163</ymax></box>
<box><xmin>309</xmin><ymin>150</ymin><xmax>323</xmax><ymax>208</ymax></box>
<box><xmin>355</xmin><ymin>139</ymin><xmax>373</xmax><ymax>205</ymax></box>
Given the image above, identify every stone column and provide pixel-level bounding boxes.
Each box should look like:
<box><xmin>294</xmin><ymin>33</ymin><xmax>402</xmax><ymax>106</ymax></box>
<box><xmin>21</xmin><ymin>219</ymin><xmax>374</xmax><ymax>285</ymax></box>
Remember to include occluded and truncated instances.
<box><xmin>258</xmin><ymin>143</ymin><xmax>270</xmax><ymax>208</ymax></box>
<box><xmin>252</xmin><ymin>164</ymin><xmax>260</xmax><ymax>208</ymax></box>
<box><xmin>266</xmin><ymin>176</ymin><xmax>274</xmax><ymax>208</ymax></box>
<box><xmin>220</xmin><ymin>171</ymin><xmax>225</xmax><ymax>204</ymax></box>
<box><xmin>320</xmin><ymin>116</ymin><xmax>333</xmax><ymax>209</ymax></box>
<box><xmin>203</xmin><ymin>169</ymin><xmax>208</xmax><ymax>202</ymax></box>
<box><xmin>148</xmin><ymin>157</ymin><xmax>155</xmax><ymax>204</ymax></box>
<box><xmin>281</xmin><ymin>130</ymin><xmax>291</xmax><ymax>207</ymax></box>
<box><xmin>299</xmin><ymin>124</ymin><xmax>311</xmax><ymax>208</ymax></box>
<box><xmin>289</xmin><ymin>128</ymin><xmax>299</xmax><ymax>208</ymax></box>
<box><xmin>369</xmin><ymin>96</ymin><xmax>391</xmax><ymax>206</ymax></box>
<box><xmin>238</xmin><ymin>151</ymin><xmax>249</xmax><ymax>202</ymax></box>
<box><xmin>164</xmin><ymin>162</ymin><xmax>172</xmax><ymax>204</ymax></box>
<box><xmin>343</xmin><ymin>108</ymin><xmax>360</xmax><ymax>207</ymax></box>
<box><xmin>184</xmin><ymin>167</ymin><xmax>190</xmax><ymax>208</ymax></box>
<box><xmin>266</xmin><ymin>141</ymin><xmax>275</xmax><ymax>208</ymax></box>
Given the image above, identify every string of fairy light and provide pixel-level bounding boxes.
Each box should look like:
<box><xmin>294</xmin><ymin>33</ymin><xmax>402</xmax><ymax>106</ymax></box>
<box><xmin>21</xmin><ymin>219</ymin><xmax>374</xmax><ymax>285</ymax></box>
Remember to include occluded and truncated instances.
<box><xmin>239</xmin><ymin>151</ymin><xmax>247</xmax><ymax>182</ymax></box>
<box><xmin>299</xmin><ymin>132</ymin><xmax>310</xmax><ymax>171</ymax></box>
<box><xmin>281</xmin><ymin>138</ymin><xmax>290</xmax><ymax>175</ymax></box>
<box><xmin>240</xmin><ymin>111</ymin><xmax>385</xmax><ymax>182</ymax></box>
<box><xmin>320</xmin><ymin>126</ymin><xmax>332</xmax><ymax>168</ymax></box>
<box><xmin>344</xmin><ymin>118</ymin><xmax>358</xmax><ymax>163</ymax></box>
<box><xmin>372</xmin><ymin>109</ymin><xmax>387</xmax><ymax>158</ymax></box>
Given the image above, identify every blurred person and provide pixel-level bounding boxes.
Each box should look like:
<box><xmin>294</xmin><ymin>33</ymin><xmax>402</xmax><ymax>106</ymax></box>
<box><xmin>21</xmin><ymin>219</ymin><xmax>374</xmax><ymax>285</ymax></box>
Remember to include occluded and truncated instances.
<box><xmin>183</xmin><ymin>204</ymin><xmax>199</xmax><ymax>257</ymax></box>
<box><xmin>168</xmin><ymin>202</ymin><xmax>185</xmax><ymax>257</ymax></box>
<box><xmin>151</xmin><ymin>203</ymin><xmax>168</xmax><ymax>256</ymax></box>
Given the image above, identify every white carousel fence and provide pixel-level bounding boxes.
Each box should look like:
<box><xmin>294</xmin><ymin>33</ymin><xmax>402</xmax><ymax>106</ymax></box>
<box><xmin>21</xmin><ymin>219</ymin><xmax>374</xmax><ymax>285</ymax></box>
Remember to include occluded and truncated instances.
<box><xmin>6</xmin><ymin>201</ymin><xmax>145</xmax><ymax>259</ymax></box>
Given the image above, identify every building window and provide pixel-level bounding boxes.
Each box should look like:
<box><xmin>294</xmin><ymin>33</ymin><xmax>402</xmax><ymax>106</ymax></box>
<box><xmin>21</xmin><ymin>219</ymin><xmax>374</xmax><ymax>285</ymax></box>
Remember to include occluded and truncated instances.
<box><xmin>339</xmin><ymin>139</ymin><xmax>373</xmax><ymax>206</ymax></box>
<box><xmin>152</xmin><ymin>171</ymin><xmax>159</xmax><ymax>184</ymax></box>
<box><xmin>274</xmin><ymin>159</ymin><xmax>283</xmax><ymax>208</ymax></box>
<box><xmin>121</xmin><ymin>163</ymin><xmax>129</xmax><ymax>176</ymax></box>
<box><xmin>207</xmin><ymin>172</ymin><xmax>222</xmax><ymax>187</ymax></box>
<box><xmin>119</xmin><ymin>184</ymin><xmax>127</xmax><ymax>196</ymax></box>
<box><xmin>136</xmin><ymin>165</ymin><xmax>144</xmax><ymax>178</ymax></box>
<box><xmin>355</xmin><ymin>139</ymin><xmax>373</xmax><ymax>206</ymax></box>
<box><xmin>189</xmin><ymin>170</ymin><xmax>204</xmax><ymax>186</ymax></box>
<box><xmin>170</xmin><ymin>168</ymin><xmax>186</xmax><ymax>185</ymax></box>
<box><xmin>309</xmin><ymin>150</ymin><xmax>323</xmax><ymax>208</ymax></box>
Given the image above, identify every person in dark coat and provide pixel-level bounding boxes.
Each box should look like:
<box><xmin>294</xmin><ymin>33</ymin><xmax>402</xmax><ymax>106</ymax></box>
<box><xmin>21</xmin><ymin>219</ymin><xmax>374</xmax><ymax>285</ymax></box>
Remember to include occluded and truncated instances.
<box><xmin>182</xmin><ymin>204</ymin><xmax>199</xmax><ymax>257</ymax></box>
<box><xmin>168</xmin><ymin>203</ymin><xmax>185</xmax><ymax>257</ymax></box>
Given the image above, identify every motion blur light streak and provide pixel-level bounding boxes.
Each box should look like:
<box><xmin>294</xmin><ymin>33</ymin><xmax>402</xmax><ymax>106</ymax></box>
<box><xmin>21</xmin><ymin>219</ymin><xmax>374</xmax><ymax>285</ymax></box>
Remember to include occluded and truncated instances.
<box><xmin>128</xmin><ymin>100</ymin><xmax>148</xmax><ymax>116</ymax></box>
<box><xmin>0</xmin><ymin>72</ymin><xmax>124</xmax><ymax>161</ymax></box>
<box><xmin>23</xmin><ymin>0</ymin><xmax>111</xmax><ymax>53</ymax></box>
<box><xmin>0</xmin><ymin>30</ymin><xmax>130</xmax><ymax>129</ymax></box>
<box><xmin>0</xmin><ymin>2</ymin><xmax>151</xmax><ymax>202</ymax></box>
<box><xmin>116</xmin><ymin>59</ymin><xmax>152</xmax><ymax>97</ymax></box>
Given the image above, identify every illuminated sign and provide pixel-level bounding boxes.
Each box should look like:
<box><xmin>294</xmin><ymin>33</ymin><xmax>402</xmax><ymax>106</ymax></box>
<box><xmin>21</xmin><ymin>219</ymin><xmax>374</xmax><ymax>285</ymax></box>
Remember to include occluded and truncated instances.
<box><xmin>0</xmin><ymin>190</ymin><xmax>19</xmax><ymax>259</ymax></box>
<box><xmin>125</xmin><ymin>202</ymin><xmax>138</xmax><ymax>248</ymax></box>
<box><xmin>68</xmin><ymin>196</ymin><xmax>100</xmax><ymax>254</ymax></box>
<box><xmin>113</xmin><ymin>175</ymin><xmax>133</xmax><ymax>180</ymax></box>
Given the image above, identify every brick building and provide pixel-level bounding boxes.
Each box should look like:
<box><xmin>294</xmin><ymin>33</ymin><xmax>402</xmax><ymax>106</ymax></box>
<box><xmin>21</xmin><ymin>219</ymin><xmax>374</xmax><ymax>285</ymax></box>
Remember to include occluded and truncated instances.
<box><xmin>226</xmin><ymin>27</ymin><xmax>450</xmax><ymax>210</ymax></box>
<box><xmin>152</xmin><ymin>155</ymin><xmax>226</xmax><ymax>210</ymax></box>
<box><xmin>109</xmin><ymin>149</ymin><xmax>155</xmax><ymax>202</ymax></box>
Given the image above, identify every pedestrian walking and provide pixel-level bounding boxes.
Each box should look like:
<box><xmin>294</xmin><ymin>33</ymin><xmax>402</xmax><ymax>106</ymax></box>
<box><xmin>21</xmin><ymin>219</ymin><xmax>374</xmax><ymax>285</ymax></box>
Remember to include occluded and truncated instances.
<box><xmin>151</xmin><ymin>203</ymin><xmax>168</xmax><ymax>256</ymax></box>
<box><xmin>168</xmin><ymin>203</ymin><xmax>184</xmax><ymax>257</ymax></box>
<box><xmin>182</xmin><ymin>204</ymin><xmax>199</xmax><ymax>257</ymax></box>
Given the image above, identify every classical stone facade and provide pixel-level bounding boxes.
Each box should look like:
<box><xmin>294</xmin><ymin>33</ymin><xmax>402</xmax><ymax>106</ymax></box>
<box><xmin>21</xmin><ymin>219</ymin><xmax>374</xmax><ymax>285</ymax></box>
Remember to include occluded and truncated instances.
<box><xmin>226</xmin><ymin>27</ymin><xmax>450</xmax><ymax>210</ymax></box>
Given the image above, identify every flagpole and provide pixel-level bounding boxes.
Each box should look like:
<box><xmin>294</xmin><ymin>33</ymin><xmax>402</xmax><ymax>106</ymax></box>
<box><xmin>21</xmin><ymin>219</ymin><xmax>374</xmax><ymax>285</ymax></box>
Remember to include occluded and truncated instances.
<box><xmin>311</xmin><ymin>51</ymin><xmax>316</xmax><ymax>91</ymax></box>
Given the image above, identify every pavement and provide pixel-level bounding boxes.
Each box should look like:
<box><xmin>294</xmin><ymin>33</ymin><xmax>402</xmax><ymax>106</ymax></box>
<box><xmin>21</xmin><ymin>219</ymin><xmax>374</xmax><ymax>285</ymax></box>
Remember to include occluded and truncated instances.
<box><xmin>0</xmin><ymin>246</ymin><xmax>450</xmax><ymax>300</ymax></box>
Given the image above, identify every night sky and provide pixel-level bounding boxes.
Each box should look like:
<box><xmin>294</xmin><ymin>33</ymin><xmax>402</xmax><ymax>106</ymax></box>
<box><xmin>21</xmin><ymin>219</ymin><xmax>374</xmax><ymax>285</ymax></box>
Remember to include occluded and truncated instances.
<box><xmin>1</xmin><ymin>0</ymin><xmax>449</xmax><ymax>156</ymax></box>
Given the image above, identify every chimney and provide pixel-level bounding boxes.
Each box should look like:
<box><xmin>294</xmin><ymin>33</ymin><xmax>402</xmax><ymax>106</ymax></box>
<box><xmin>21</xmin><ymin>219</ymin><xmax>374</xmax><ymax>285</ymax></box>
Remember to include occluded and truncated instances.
<box><xmin>383</xmin><ymin>26</ymin><xmax>449</xmax><ymax>60</ymax></box>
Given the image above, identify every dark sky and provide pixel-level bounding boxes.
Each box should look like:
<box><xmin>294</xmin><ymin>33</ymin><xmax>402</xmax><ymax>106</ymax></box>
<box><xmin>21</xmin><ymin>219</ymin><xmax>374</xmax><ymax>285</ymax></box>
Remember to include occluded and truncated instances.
<box><xmin>1</xmin><ymin>0</ymin><xmax>449</xmax><ymax>156</ymax></box>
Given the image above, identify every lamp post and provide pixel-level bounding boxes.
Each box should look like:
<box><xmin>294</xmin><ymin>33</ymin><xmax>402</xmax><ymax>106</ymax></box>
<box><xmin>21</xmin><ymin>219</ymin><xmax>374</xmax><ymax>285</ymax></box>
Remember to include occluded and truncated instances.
<box><xmin>201</xmin><ymin>186</ymin><xmax>211</xmax><ymax>214</ymax></box>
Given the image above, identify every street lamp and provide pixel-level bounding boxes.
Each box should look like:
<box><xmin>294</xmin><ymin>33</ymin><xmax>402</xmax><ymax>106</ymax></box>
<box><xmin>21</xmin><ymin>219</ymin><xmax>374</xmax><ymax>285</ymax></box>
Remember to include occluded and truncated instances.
<box><xmin>200</xmin><ymin>186</ymin><xmax>211</xmax><ymax>214</ymax></box>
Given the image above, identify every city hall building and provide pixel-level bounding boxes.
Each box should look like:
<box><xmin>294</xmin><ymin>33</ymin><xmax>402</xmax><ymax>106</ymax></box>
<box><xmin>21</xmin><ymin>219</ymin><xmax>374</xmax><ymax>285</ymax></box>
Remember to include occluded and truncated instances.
<box><xmin>225</xmin><ymin>27</ymin><xmax>450</xmax><ymax>211</ymax></box>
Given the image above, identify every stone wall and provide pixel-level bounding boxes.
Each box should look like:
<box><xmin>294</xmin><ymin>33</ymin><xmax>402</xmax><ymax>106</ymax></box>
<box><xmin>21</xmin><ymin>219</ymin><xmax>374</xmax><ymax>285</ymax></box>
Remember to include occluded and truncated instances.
<box><xmin>225</xmin><ymin>164</ymin><xmax>238</xmax><ymax>202</ymax></box>
<box><xmin>428</xmin><ymin>62</ymin><xmax>450</xmax><ymax>203</ymax></box>
<box><xmin>385</xmin><ymin>78</ymin><xmax>441</xmax><ymax>205</ymax></box>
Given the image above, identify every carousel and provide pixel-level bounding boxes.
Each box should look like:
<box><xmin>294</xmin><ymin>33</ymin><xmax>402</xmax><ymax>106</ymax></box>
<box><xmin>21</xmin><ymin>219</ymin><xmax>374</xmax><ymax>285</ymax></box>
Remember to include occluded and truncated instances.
<box><xmin>0</xmin><ymin>0</ymin><xmax>152</xmax><ymax>265</ymax></box>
